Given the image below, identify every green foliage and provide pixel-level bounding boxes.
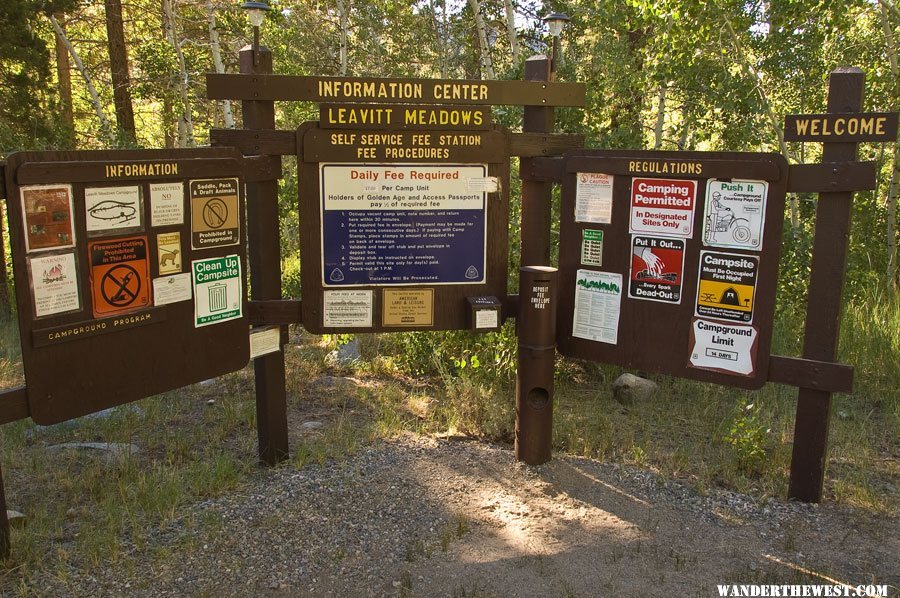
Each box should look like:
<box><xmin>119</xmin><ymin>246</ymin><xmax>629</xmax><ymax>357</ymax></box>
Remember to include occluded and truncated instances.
<box><xmin>384</xmin><ymin>321</ymin><xmax>517</xmax><ymax>381</ymax></box>
<box><xmin>0</xmin><ymin>0</ymin><xmax>79</xmax><ymax>151</ymax></box>
<box><xmin>724</xmin><ymin>399</ymin><xmax>770</xmax><ymax>474</ymax></box>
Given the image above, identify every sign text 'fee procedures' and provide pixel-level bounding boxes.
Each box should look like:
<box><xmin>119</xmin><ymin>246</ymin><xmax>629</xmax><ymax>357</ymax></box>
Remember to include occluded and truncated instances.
<box><xmin>320</xmin><ymin>164</ymin><xmax>489</xmax><ymax>286</ymax></box>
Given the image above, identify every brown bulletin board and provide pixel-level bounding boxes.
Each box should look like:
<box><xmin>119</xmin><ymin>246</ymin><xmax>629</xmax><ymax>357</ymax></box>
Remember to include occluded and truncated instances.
<box><xmin>5</xmin><ymin>148</ymin><xmax>251</xmax><ymax>424</ymax></box>
<box><xmin>557</xmin><ymin>150</ymin><xmax>788</xmax><ymax>390</ymax></box>
<box><xmin>297</xmin><ymin>123</ymin><xmax>510</xmax><ymax>333</ymax></box>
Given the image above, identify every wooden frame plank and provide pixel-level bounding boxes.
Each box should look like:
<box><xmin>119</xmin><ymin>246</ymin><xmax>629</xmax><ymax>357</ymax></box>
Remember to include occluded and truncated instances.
<box><xmin>209</xmin><ymin>129</ymin><xmax>584</xmax><ymax>159</ymax></box>
<box><xmin>510</xmin><ymin>133</ymin><xmax>583</xmax><ymax>157</ymax></box>
<box><xmin>521</xmin><ymin>157</ymin><xmax>564</xmax><ymax>183</ymax></box>
<box><xmin>767</xmin><ymin>356</ymin><xmax>854</xmax><ymax>393</ymax></box>
<box><xmin>206</xmin><ymin>74</ymin><xmax>586</xmax><ymax>107</ymax></box>
<box><xmin>787</xmin><ymin>162</ymin><xmax>876</xmax><ymax>193</ymax></box>
<box><xmin>210</xmin><ymin>129</ymin><xmax>297</xmax><ymax>156</ymax></box>
<box><xmin>248</xmin><ymin>300</ymin><xmax>302</xmax><ymax>326</ymax></box>
<box><xmin>0</xmin><ymin>387</ymin><xmax>29</xmax><ymax>425</ymax></box>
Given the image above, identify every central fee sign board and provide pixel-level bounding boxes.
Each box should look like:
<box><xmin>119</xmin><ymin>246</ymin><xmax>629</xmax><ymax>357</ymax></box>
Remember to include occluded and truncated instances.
<box><xmin>297</xmin><ymin>114</ymin><xmax>510</xmax><ymax>334</ymax></box>
<box><xmin>557</xmin><ymin>150</ymin><xmax>788</xmax><ymax>390</ymax></box>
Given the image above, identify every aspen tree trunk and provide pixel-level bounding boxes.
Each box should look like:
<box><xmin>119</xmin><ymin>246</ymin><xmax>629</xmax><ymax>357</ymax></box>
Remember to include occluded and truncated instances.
<box><xmin>429</xmin><ymin>0</ymin><xmax>448</xmax><ymax>78</ymax></box>
<box><xmin>338</xmin><ymin>0</ymin><xmax>349</xmax><ymax>76</ymax></box>
<box><xmin>880</xmin><ymin>1</ymin><xmax>899</xmax><ymax>289</ymax></box>
<box><xmin>0</xmin><ymin>198</ymin><xmax>8</xmax><ymax>317</ymax></box>
<box><xmin>54</xmin><ymin>13</ymin><xmax>74</xmax><ymax>130</ymax></box>
<box><xmin>722</xmin><ymin>17</ymin><xmax>798</xmax><ymax>229</ymax></box>
<box><xmin>163</xmin><ymin>0</ymin><xmax>195</xmax><ymax>147</ymax></box>
<box><xmin>105</xmin><ymin>0</ymin><xmax>136</xmax><ymax>143</ymax></box>
<box><xmin>653</xmin><ymin>83</ymin><xmax>667</xmax><ymax>149</ymax></box>
<box><xmin>469</xmin><ymin>0</ymin><xmax>495</xmax><ymax>79</ymax></box>
<box><xmin>504</xmin><ymin>0</ymin><xmax>520</xmax><ymax>62</ymax></box>
<box><xmin>160</xmin><ymin>0</ymin><xmax>175</xmax><ymax>147</ymax></box>
<box><xmin>206</xmin><ymin>0</ymin><xmax>234</xmax><ymax>128</ymax></box>
<box><xmin>49</xmin><ymin>15</ymin><xmax>116</xmax><ymax>145</ymax></box>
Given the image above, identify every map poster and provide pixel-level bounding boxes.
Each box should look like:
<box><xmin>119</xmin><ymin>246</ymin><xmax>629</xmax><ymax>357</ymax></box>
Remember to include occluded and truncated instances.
<box><xmin>85</xmin><ymin>186</ymin><xmax>143</xmax><ymax>235</ymax></box>
<box><xmin>320</xmin><ymin>163</ymin><xmax>487</xmax><ymax>286</ymax></box>
<box><xmin>572</xmin><ymin>269</ymin><xmax>622</xmax><ymax>345</ymax></box>
<box><xmin>628</xmin><ymin>235</ymin><xmax>685</xmax><ymax>304</ymax></box>
<box><xmin>20</xmin><ymin>184</ymin><xmax>75</xmax><ymax>253</ymax></box>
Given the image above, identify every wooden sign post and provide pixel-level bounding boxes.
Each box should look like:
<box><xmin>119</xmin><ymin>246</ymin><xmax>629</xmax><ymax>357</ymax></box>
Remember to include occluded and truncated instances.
<box><xmin>240</xmin><ymin>45</ymin><xmax>289</xmax><ymax>466</ymax></box>
<box><xmin>784</xmin><ymin>69</ymin><xmax>897</xmax><ymax>502</ymax></box>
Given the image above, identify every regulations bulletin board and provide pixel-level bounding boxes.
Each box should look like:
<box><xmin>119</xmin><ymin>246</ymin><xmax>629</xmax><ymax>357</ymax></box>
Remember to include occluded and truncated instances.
<box><xmin>4</xmin><ymin>148</ymin><xmax>250</xmax><ymax>424</ymax></box>
<box><xmin>557</xmin><ymin>150</ymin><xmax>788</xmax><ymax>389</ymax></box>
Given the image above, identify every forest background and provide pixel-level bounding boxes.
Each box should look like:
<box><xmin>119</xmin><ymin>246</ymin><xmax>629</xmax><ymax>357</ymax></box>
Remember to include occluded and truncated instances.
<box><xmin>0</xmin><ymin>0</ymin><xmax>897</xmax><ymax>515</ymax></box>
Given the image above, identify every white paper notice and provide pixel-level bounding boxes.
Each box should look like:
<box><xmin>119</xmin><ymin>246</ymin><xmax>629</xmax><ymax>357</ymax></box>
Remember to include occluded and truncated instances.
<box><xmin>85</xmin><ymin>186</ymin><xmax>142</xmax><ymax>233</ymax></box>
<box><xmin>324</xmin><ymin>290</ymin><xmax>373</xmax><ymax>327</ymax></box>
<box><xmin>475</xmin><ymin>309</ymin><xmax>499</xmax><ymax>329</ymax></box>
<box><xmin>467</xmin><ymin>177</ymin><xmax>499</xmax><ymax>193</ymax></box>
<box><xmin>152</xmin><ymin>273</ymin><xmax>192</xmax><ymax>306</ymax></box>
<box><xmin>29</xmin><ymin>252</ymin><xmax>80</xmax><ymax>317</ymax></box>
<box><xmin>575</xmin><ymin>173</ymin><xmax>613</xmax><ymax>223</ymax></box>
<box><xmin>150</xmin><ymin>182</ymin><xmax>185</xmax><ymax>227</ymax></box>
<box><xmin>250</xmin><ymin>327</ymin><xmax>282</xmax><ymax>359</ymax></box>
<box><xmin>702</xmin><ymin>179</ymin><xmax>768</xmax><ymax>250</ymax></box>
<box><xmin>689</xmin><ymin>319</ymin><xmax>757</xmax><ymax>376</ymax></box>
<box><xmin>572</xmin><ymin>269</ymin><xmax>622</xmax><ymax>344</ymax></box>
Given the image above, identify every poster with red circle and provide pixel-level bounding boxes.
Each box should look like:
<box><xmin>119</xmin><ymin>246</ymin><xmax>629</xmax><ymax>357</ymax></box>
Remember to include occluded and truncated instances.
<box><xmin>628</xmin><ymin>235</ymin><xmax>685</xmax><ymax>304</ymax></box>
<box><xmin>89</xmin><ymin>236</ymin><xmax>152</xmax><ymax>317</ymax></box>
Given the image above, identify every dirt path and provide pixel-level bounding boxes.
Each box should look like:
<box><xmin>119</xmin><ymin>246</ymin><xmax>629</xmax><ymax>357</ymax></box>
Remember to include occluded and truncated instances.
<box><xmin>31</xmin><ymin>434</ymin><xmax>898</xmax><ymax>597</ymax></box>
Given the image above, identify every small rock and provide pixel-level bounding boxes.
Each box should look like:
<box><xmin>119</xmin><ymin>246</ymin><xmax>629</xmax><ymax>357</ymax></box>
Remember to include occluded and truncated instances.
<box><xmin>46</xmin><ymin>442</ymin><xmax>140</xmax><ymax>459</ymax></box>
<box><xmin>326</xmin><ymin>338</ymin><xmax>361</xmax><ymax>366</ymax></box>
<box><xmin>207</xmin><ymin>399</ymin><xmax>216</xmax><ymax>406</ymax></box>
<box><xmin>301</xmin><ymin>421</ymin><xmax>325</xmax><ymax>431</ymax></box>
<box><xmin>6</xmin><ymin>510</ymin><xmax>25</xmax><ymax>526</ymax></box>
<box><xmin>612</xmin><ymin>373</ymin><xmax>658</xmax><ymax>405</ymax></box>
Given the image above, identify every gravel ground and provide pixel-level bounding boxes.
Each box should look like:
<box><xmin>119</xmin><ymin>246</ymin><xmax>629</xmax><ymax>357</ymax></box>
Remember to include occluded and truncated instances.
<box><xmin>27</xmin><ymin>433</ymin><xmax>899</xmax><ymax>597</ymax></box>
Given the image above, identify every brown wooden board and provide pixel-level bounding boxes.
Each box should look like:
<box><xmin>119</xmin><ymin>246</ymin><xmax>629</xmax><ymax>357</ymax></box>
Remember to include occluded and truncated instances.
<box><xmin>298</xmin><ymin>123</ymin><xmax>510</xmax><ymax>333</ymax></box>
<box><xmin>206</xmin><ymin>74</ymin><xmax>586</xmax><ymax>107</ymax></box>
<box><xmin>301</xmin><ymin>127</ymin><xmax>508</xmax><ymax>163</ymax></box>
<box><xmin>320</xmin><ymin>104</ymin><xmax>491</xmax><ymax>130</ymax></box>
<box><xmin>783</xmin><ymin>112</ymin><xmax>898</xmax><ymax>142</ymax></box>
<box><xmin>556</xmin><ymin>150</ymin><xmax>788</xmax><ymax>390</ymax></box>
<box><xmin>4</xmin><ymin>148</ymin><xmax>250</xmax><ymax>424</ymax></box>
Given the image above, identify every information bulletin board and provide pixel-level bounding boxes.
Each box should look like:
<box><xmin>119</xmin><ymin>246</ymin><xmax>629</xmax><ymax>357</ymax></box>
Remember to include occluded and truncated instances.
<box><xmin>4</xmin><ymin>148</ymin><xmax>250</xmax><ymax>424</ymax></box>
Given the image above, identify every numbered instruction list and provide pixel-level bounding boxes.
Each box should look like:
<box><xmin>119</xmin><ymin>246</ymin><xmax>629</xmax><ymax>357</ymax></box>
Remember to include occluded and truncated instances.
<box><xmin>320</xmin><ymin>164</ymin><xmax>488</xmax><ymax>286</ymax></box>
